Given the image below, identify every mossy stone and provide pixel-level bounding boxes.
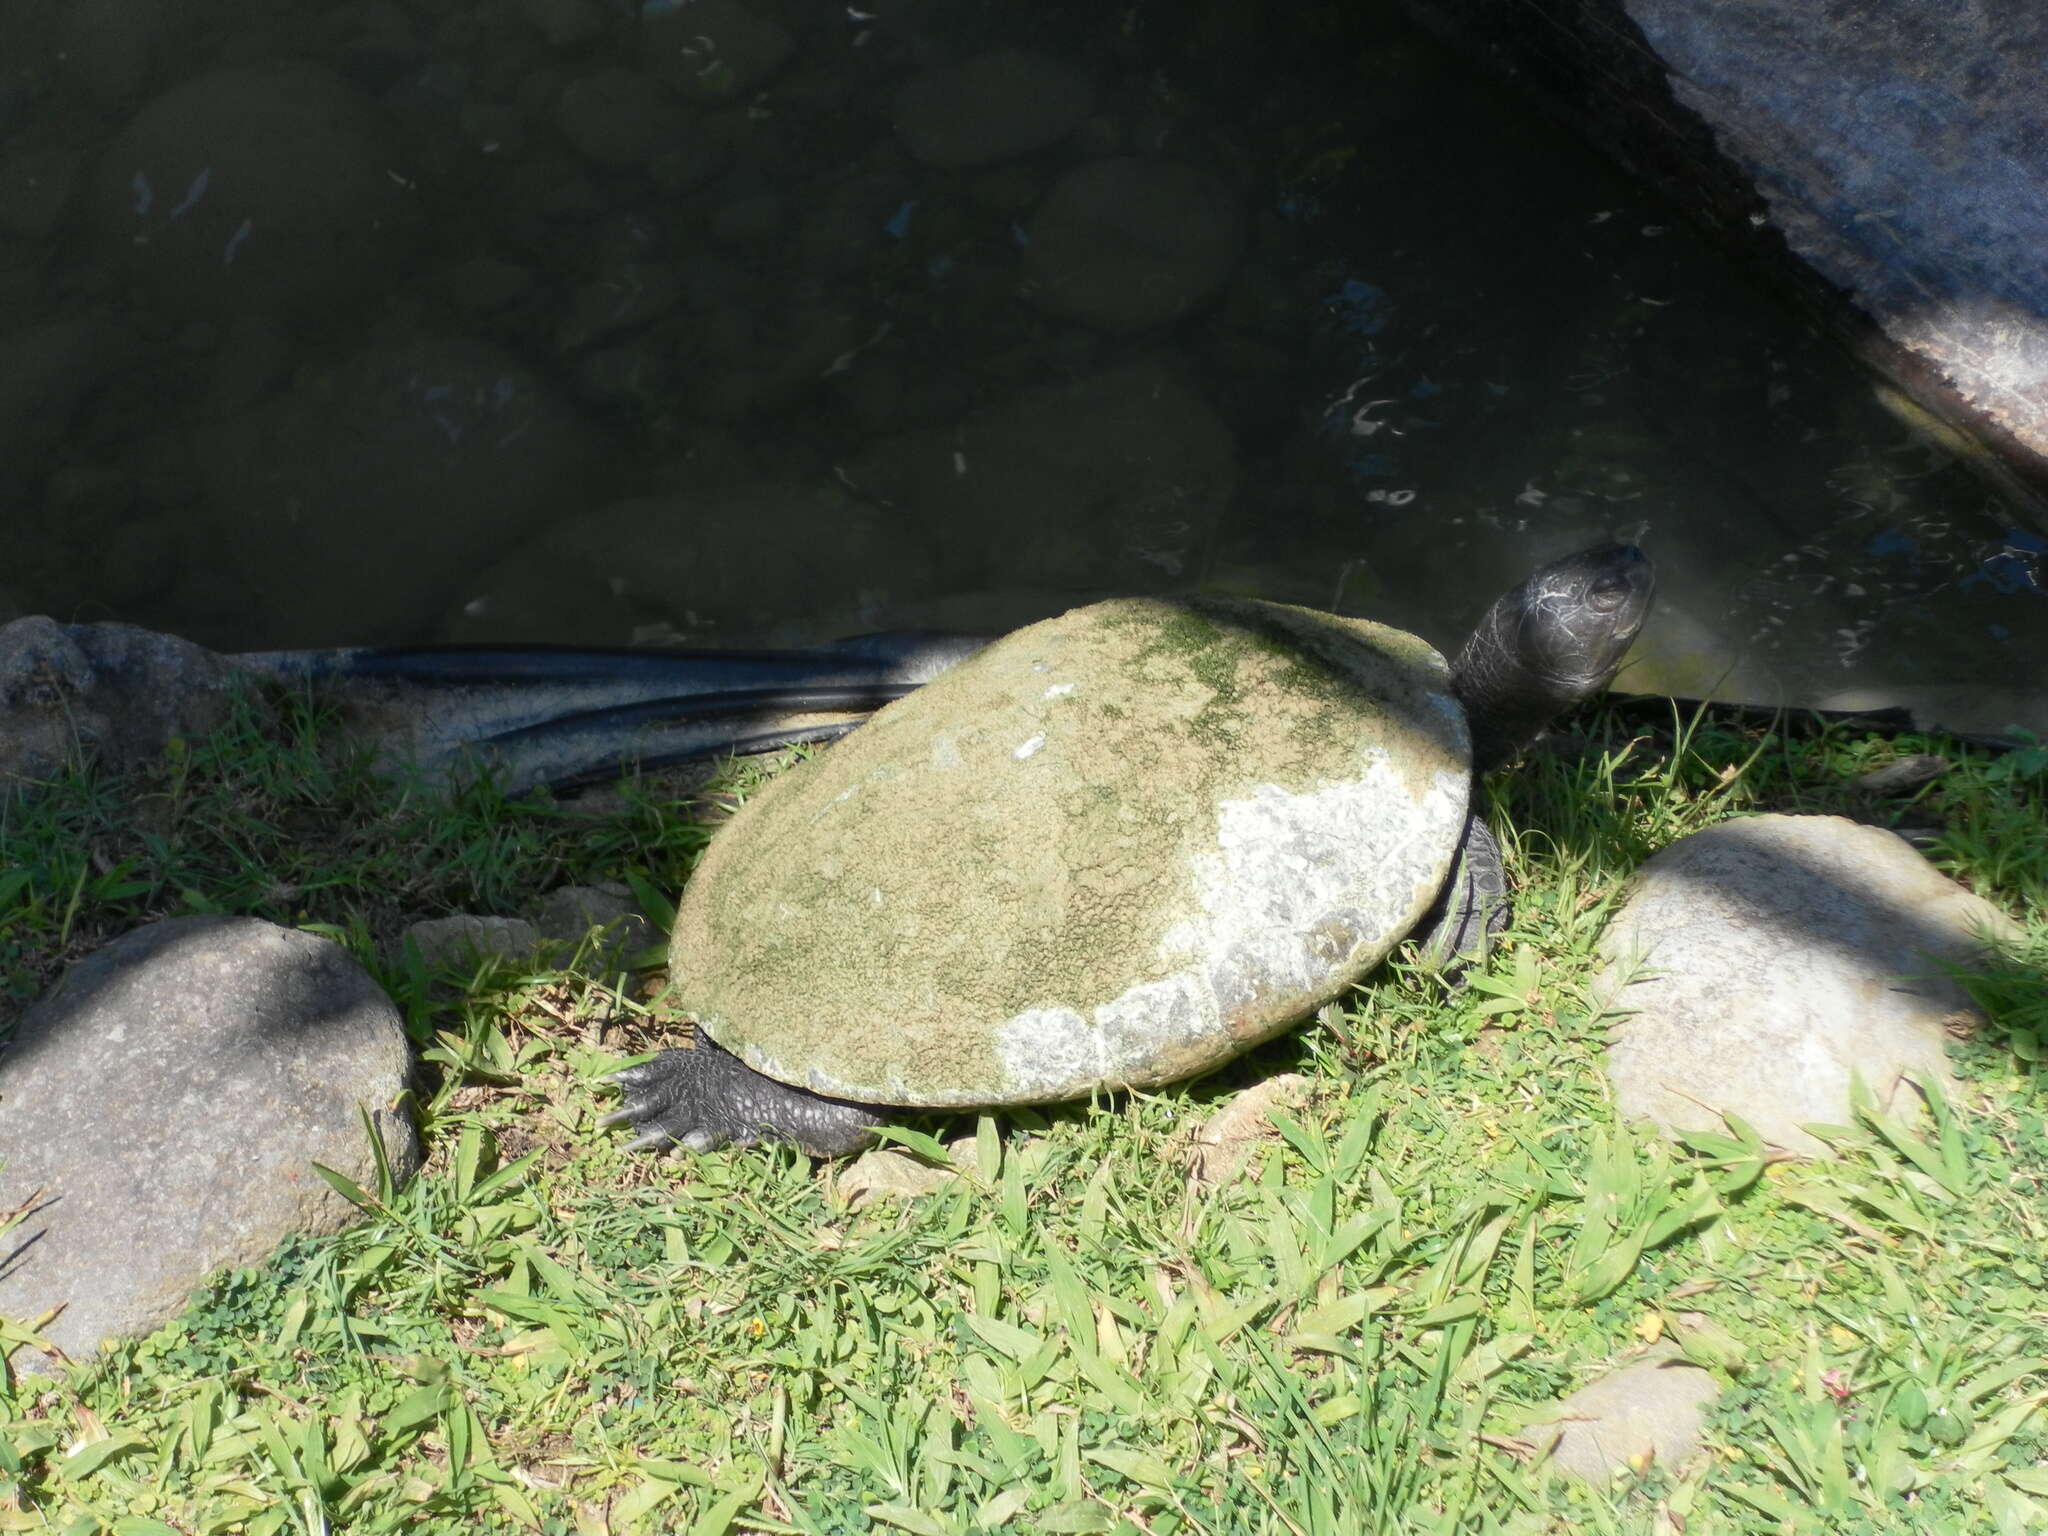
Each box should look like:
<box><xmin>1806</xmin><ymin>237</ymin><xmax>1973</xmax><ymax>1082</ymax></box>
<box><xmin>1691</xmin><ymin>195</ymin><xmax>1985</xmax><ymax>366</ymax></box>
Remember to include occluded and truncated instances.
<box><xmin>667</xmin><ymin>596</ymin><xmax>1471</xmax><ymax>1106</ymax></box>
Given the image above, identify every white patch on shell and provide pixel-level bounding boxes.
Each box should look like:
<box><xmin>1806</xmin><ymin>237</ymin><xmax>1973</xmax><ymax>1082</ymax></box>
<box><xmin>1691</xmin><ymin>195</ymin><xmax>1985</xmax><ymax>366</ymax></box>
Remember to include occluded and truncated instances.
<box><xmin>992</xmin><ymin>751</ymin><xmax>1468</xmax><ymax>1099</ymax></box>
<box><xmin>995</xmin><ymin>1007</ymin><xmax>1099</xmax><ymax>1090</ymax></box>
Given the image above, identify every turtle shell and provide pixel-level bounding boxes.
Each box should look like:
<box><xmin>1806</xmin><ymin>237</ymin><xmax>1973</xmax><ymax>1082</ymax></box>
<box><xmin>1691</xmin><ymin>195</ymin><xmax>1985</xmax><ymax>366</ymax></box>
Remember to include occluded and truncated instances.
<box><xmin>667</xmin><ymin>595</ymin><xmax>1472</xmax><ymax>1107</ymax></box>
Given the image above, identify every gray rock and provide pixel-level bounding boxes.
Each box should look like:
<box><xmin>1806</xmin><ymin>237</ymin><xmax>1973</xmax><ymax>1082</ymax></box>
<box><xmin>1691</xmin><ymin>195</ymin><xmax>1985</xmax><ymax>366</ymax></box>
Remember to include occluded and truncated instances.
<box><xmin>1023</xmin><ymin>159</ymin><xmax>1243</xmax><ymax>333</ymax></box>
<box><xmin>0</xmin><ymin>617</ymin><xmax>243</xmax><ymax>789</ymax></box>
<box><xmin>831</xmin><ymin>1140</ymin><xmax>973</xmax><ymax>1208</ymax></box>
<box><xmin>1532</xmin><ymin>1345</ymin><xmax>1721</xmax><ymax>1481</ymax></box>
<box><xmin>1182</xmin><ymin>1074</ymin><xmax>1313</xmax><ymax>1192</ymax></box>
<box><xmin>891</xmin><ymin>50</ymin><xmax>1093</xmax><ymax>169</ymax></box>
<box><xmin>532</xmin><ymin>884</ymin><xmax>654</xmax><ymax>975</ymax></box>
<box><xmin>0</xmin><ymin>918</ymin><xmax>419</xmax><ymax>1374</ymax></box>
<box><xmin>1596</xmin><ymin>815</ymin><xmax>2021</xmax><ymax>1156</ymax></box>
<box><xmin>1852</xmin><ymin>754</ymin><xmax>1950</xmax><ymax>795</ymax></box>
<box><xmin>399</xmin><ymin>915</ymin><xmax>544</xmax><ymax>972</ymax></box>
<box><xmin>398</xmin><ymin>888</ymin><xmax>649</xmax><ymax>980</ymax></box>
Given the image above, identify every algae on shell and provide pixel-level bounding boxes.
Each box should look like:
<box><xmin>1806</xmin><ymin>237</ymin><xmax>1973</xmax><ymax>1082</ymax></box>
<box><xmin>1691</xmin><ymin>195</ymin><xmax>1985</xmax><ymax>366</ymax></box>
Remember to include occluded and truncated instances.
<box><xmin>668</xmin><ymin>596</ymin><xmax>1471</xmax><ymax>1106</ymax></box>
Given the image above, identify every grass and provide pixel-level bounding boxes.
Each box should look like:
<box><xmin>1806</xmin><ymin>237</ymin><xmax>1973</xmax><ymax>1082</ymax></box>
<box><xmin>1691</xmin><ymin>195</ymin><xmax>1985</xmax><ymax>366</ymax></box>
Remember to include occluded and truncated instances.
<box><xmin>0</xmin><ymin>683</ymin><xmax>2044</xmax><ymax>1534</ymax></box>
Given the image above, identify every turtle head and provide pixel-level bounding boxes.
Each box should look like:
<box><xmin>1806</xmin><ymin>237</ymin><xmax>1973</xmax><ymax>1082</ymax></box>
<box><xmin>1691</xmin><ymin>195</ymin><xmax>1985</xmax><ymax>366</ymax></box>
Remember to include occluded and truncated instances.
<box><xmin>1451</xmin><ymin>542</ymin><xmax>1655</xmax><ymax>772</ymax></box>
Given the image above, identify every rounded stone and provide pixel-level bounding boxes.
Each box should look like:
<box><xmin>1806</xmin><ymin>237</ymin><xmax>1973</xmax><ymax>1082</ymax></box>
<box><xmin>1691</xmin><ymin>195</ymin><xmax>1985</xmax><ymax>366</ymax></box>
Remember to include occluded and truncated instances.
<box><xmin>1595</xmin><ymin>814</ymin><xmax>2021</xmax><ymax>1155</ymax></box>
<box><xmin>0</xmin><ymin>917</ymin><xmax>418</xmax><ymax>1372</ymax></box>
<box><xmin>669</xmin><ymin>597</ymin><xmax>1471</xmax><ymax>1107</ymax></box>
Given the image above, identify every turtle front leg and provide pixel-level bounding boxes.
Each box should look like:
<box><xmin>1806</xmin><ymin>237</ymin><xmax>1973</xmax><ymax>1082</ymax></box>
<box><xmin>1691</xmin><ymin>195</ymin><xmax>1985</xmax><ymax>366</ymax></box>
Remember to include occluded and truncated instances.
<box><xmin>1415</xmin><ymin>811</ymin><xmax>1510</xmax><ymax>975</ymax></box>
<box><xmin>607</xmin><ymin>1036</ymin><xmax>887</xmax><ymax>1159</ymax></box>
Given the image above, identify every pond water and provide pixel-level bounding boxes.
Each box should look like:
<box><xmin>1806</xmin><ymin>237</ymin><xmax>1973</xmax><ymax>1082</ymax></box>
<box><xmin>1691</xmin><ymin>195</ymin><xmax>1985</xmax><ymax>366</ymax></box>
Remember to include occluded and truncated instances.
<box><xmin>4</xmin><ymin>0</ymin><xmax>2043</xmax><ymax>736</ymax></box>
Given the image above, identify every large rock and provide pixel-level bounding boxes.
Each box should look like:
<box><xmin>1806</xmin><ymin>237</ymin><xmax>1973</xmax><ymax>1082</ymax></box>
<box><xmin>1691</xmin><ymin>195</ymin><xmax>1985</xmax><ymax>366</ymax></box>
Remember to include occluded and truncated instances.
<box><xmin>0</xmin><ymin>616</ymin><xmax>242</xmax><ymax>788</ymax></box>
<box><xmin>670</xmin><ymin>598</ymin><xmax>1470</xmax><ymax>1107</ymax></box>
<box><xmin>0</xmin><ymin>918</ymin><xmax>419</xmax><ymax>1374</ymax></box>
<box><xmin>1595</xmin><ymin>815</ymin><xmax>2022</xmax><ymax>1155</ymax></box>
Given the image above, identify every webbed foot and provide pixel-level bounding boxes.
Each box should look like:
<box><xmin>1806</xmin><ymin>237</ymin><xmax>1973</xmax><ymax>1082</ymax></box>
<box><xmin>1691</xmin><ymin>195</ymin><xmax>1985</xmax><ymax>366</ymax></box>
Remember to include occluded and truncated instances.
<box><xmin>606</xmin><ymin>1034</ymin><xmax>886</xmax><ymax>1159</ymax></box>
<box><xmin>1416</xmin><ymin>812</ymin><xmax>1511</xmax><ymax>977</ymax></box>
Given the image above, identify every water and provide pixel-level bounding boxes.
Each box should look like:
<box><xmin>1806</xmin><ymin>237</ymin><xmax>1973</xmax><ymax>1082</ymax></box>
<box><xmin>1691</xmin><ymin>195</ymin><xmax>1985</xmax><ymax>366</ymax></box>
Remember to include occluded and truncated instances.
<box><xmin>3</xmin><ymin>0</ymin><xmax>2042</xmax><ymax>736</ymax></box>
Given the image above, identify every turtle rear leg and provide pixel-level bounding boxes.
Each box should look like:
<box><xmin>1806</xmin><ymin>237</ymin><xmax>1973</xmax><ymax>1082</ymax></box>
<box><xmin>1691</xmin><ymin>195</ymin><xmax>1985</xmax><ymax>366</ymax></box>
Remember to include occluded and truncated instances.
<box><xmin>1415</xmin><ymin>811</ymin><xmax>1510</xmax><ymax>976</ymax></box>
<box><xmin>607</xmin><ymin>1035</ymin><xmax>886</xmax><ymax>1158</ymax></box>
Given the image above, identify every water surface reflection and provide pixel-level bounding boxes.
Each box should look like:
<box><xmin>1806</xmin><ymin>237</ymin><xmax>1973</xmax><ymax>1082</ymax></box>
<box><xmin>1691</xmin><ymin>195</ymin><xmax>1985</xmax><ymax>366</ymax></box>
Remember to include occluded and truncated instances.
<box><xmin>2</xmin><ymin>0</ymin><xmax>2040</xmax><ymax>734</ymax></box>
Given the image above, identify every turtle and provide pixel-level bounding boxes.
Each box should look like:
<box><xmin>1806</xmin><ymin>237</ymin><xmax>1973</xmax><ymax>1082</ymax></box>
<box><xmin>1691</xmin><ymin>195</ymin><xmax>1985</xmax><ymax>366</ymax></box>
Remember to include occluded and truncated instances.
<box><xmin>609</xmin><ymin>542</ymin><xmax>1655</xmax><ymax>1158</ymax></box>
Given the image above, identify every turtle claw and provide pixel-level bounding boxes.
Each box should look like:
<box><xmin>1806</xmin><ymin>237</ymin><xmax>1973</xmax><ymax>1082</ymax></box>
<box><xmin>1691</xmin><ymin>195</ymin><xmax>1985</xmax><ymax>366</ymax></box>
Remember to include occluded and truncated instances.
<box><xmin>606</xmin><ymin>1038</ymin><xmax>887</xmax><ymax>1160</ymax></box>
<box><xmin>621</xmin><ymin>1123</ymin><xmax>716</xmax><ymax>1156</ymax></box>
